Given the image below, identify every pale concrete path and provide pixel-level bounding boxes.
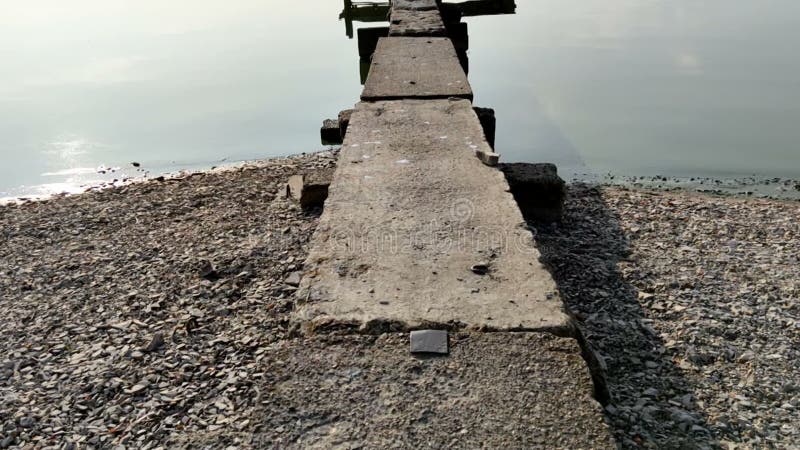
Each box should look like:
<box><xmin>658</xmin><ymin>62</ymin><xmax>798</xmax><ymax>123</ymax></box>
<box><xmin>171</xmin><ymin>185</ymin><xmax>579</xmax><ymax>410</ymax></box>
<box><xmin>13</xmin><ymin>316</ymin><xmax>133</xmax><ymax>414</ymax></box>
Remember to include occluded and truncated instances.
<box><xmin>295</xmin><ymin>99</ymin><xmax>570</xmax><ymax>333</ymax></box>
<box><xmin>362</xmin><ymin>37</ymin><xmax>472</xmax><ymax>101</ymax></box>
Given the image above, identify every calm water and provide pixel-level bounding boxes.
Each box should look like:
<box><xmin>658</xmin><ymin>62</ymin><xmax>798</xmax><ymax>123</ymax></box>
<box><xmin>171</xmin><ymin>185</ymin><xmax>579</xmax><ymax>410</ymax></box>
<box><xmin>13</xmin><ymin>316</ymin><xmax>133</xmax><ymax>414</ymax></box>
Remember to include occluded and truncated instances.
<box><xmin>2</xmin><ymin>0</ymin><xmax>800</xmax><ymax>198</ymax></box>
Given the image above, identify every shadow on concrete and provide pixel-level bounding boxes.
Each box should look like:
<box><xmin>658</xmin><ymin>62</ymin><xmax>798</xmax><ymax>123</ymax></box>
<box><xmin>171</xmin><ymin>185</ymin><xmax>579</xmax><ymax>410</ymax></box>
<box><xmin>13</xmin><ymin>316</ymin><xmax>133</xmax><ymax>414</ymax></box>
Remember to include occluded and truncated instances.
<box><xmin>528</xmin><ymin>184</ymin><xmax>720</xmax><ymax>449</ymax></box>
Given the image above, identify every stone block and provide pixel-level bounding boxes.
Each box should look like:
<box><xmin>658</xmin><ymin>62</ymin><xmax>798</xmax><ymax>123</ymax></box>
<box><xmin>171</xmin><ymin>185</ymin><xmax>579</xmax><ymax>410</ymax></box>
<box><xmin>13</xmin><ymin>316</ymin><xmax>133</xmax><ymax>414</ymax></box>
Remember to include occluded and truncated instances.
<box><xmin>320</xmin><ymin>119</ymin><xmax>341</xmax><ymax>145</ymax></box>
<box><xmin>499</xmin><ymin>163</ymin><xmax>566</xmax><ymax>223</ymax></box>
<box><xmin>286</xmin><ymin>169</ymin><xmax>334</xmax><ymax>209</ymax></box>
<box><xmin>476</xmin><ymin>149</ymin><xmax>500</xmax><ymax>166</ymax></box>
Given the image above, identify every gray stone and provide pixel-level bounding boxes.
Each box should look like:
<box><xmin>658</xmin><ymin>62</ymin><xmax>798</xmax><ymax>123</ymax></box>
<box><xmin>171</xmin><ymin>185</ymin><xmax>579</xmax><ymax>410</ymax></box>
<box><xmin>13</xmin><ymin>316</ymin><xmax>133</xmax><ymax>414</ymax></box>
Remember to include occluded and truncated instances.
<box><xmin>410</xmin><ymin>330</ymin><xmax>449</xmax><ymax>354</ymax></box>
<box><xmin>362</xmin><ymin>38</ymin><xmax>472</xmax><ymax>101</ymax></box>
<box><xmin>286</xmin><ymin>169</ymin><xmax>334</xmax><ymax>209</ymax></box>
<box><xmin>499</xmin><ymin>163</ymin><xmax>566</xmax><ymax>223</ymax></box>
<box><xmin>144</xmin><ymin>331</ymin><xmax>164</xmax><ymax>353</ymax></box>
<box><xmin>295</xmin><ymin>100</ymin><xmax>570</xmax><ymax>333</ymax></box>
<box><xmin>285</xmin><ymin>271</ymin><xmax>302</xmax><ymax>287</ymax></box>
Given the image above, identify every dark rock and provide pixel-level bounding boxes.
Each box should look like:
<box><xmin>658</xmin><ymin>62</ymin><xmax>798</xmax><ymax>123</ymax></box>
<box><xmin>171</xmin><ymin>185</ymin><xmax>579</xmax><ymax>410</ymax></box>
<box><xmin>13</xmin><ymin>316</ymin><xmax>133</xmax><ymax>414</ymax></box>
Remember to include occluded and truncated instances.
<box><xmin>198</xmin><ymin>260</ymin><xmax>217</xmax><ymax>279</ymax></box>
<box><xmin>285</xmin><ymin>271</ymin><xmax>302</xmax><ymax>287</ymax></box>
<box><xmin>144</xmin><ymin>332</ymin><xmax>165</xmax><ymax>353</ymax></box>
<box><xmin>131</xmin><ymin>162</ymin><xmax>140</xmax><ymax>167</ymax></box>
<box><xmin>470</xmin><ymin>263</ymin><xmax>489</xmax><ymax>275</ymax></box>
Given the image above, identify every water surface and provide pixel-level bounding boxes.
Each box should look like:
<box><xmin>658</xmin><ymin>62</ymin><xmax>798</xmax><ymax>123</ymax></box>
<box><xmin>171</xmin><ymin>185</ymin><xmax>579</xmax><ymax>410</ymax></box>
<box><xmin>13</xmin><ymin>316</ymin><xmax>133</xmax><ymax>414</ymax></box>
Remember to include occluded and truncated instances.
<box><xmin>2</xmin><ymin>0</ymin><xmax>799</xmax><ymax>197</ymax></box>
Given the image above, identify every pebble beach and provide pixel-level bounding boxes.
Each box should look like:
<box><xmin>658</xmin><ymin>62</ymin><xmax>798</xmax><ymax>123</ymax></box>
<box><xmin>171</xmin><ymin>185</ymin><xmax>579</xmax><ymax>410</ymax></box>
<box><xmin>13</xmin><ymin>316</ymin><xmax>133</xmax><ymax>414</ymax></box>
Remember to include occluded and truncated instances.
<box><xmin>1</xmin><ymin>152</ymin><xmax>798</xmax><ymax>449</ymax></box>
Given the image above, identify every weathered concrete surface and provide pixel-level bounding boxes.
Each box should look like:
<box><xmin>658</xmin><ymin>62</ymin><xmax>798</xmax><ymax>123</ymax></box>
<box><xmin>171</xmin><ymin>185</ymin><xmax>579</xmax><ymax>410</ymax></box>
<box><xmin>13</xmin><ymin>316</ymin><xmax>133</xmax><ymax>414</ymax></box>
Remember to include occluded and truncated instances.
<box><xmin>362</xmin><ymin>37</ymin><xmax>473</xmax><ymax>101</ymax></box>
<box><xmin>295</xmin><ymin>99</ymin><xmax>570</xmax><ymax>332</ymax></box>
<box><xmin>389</xmin><ymin>9</ymin><xmax>447</xmax><ymax>37</ymax></box>
<box><xmin>225</xmin><ymin>333</ymin><xmax>614</xmax><ymax>449</ymax></box>
<box><xmin>393</xmin><ymin>0</ymin><xmax>439</xmax><ymax>11</ymax></box>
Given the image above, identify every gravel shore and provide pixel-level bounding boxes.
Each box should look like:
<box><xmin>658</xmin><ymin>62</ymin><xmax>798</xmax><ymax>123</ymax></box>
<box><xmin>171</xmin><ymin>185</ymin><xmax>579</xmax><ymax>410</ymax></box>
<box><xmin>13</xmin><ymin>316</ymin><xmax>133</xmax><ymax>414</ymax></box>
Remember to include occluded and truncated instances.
<box><xmin>1</xmin><ymin>153</ymin><xmax>798</xmax><ymax>449</ymax></box>
<box><xmin>533</xmin><ymin>185</ymin><xmax>800</xmax><ymax>449</ymax></box>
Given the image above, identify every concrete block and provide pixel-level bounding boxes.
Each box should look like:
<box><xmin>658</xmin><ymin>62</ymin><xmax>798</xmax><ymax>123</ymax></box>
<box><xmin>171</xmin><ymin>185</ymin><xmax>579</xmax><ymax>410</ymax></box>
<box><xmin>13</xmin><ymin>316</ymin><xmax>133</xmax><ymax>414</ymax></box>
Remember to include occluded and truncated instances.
<box><xmin>357</xmin><ymin>27</ymin><xmax>388</xmax><ymax>59</ymax></box>
<box><xmin>389</xmin><ymin>9</ymin><xmax>447</xmax><ymax>36</ymax></box>
<box><xmin>473</xmin><ymin>106</ymin><xmax>495</xmax><ymax>148</ymax></box>
<box><xmin>286</xmin><ymin>169</ymin><xmax>334</xmax><ymax>209</ymax></box>
<box><xmin>410</xmin><ymin>330</ymin><xmax>449</xmax><ymax>354</ymax></box>
<box><xmin>476</xmin><ymin>149</ymin><xmax>500</xmax><ymax>166</ymax></box>
<box><xmin>338</xmin><ymin>109</ymin><xmax>354</xmax><ymax>140</ymax></box>
<box><xmin>499</xmin><ymin>163</ymin><xmax>566</xmax><ymax>223</ymax></box>
<box><xmin>362</xmin><ymin>37</ymin><xmax>472</xmax><ymax>101</ymax></box>
<box><xmin>392</xmin><ymin>0</ymin><xmax>439</xmax><ymax>11</ymax></box>
<box><xmin>320</xmin><ymin>119</ymin><xmax>342</xmax><ymax>145</ymax></box>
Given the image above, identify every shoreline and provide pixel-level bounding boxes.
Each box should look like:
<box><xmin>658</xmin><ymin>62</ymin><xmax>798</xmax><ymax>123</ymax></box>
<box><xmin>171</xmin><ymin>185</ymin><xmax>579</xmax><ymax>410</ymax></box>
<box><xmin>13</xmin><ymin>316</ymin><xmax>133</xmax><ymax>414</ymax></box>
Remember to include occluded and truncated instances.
<box><xmin>3</xmin><ymin>151</ymin><xmax>800</xmax><ymax>207</ymax></box>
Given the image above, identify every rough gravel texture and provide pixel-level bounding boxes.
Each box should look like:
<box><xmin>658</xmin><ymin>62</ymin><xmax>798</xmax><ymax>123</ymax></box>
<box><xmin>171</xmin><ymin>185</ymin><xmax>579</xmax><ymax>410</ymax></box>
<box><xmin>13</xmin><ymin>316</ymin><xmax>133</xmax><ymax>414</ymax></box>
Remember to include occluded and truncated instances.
<box><xmin>532</xmin><ymin>185</ymin><xmax>800</xmax><ymax>449</ymax></box>
<box><xmin>0</xmin><ymin>152</ymin><xmax>335</xmax><ymax>449</ymax></box>
<box><xmin>2</xmin><ymin>157</ymin><xmax>799</xmax><ymax>449</ymax></box>
<box><xmin>169</xmin><ymin>332</ymin><xmax>613</xmax><ymax>449</ymax></box>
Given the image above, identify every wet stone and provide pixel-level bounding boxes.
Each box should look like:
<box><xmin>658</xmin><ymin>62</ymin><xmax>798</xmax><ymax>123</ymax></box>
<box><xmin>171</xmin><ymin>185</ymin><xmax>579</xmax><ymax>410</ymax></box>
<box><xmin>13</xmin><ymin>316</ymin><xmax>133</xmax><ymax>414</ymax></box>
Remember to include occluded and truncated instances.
<box><xmin>410</xmin><ymin>330</ymin><xmax>449</xmax><ymax>354</ymax></box>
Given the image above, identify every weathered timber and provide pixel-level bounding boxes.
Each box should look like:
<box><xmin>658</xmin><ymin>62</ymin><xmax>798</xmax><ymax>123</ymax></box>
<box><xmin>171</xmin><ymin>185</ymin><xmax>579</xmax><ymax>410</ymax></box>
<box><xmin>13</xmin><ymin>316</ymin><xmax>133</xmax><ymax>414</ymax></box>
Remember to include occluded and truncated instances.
<box><xmin>362</xmin><ymin>37</ymin><xmax>472</xmax><ymax>101</ymax></box>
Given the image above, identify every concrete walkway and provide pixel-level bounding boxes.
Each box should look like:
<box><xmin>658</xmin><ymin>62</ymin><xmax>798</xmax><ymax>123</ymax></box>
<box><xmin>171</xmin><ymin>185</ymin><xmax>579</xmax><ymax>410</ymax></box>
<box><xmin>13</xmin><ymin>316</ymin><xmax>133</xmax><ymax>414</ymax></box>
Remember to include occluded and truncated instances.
<box><xmin>294</xmin><ymin>0</ymin><xmax>615</xmax><ymax>446</ymax></box>
<box><xmin>296</xmin><ymin>99</ymin><xmax>569</xmax><ymax>333</ymax></box>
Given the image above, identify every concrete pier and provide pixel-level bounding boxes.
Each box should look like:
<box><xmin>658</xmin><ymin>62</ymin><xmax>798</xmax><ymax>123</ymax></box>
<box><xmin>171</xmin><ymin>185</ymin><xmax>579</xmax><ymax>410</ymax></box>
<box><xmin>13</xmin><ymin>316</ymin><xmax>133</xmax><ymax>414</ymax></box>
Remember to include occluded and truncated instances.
<box><xmin>296</xmin><ymin>99</ymin><xmax>569</xmax><ymax>332</ymax></box>
<box><xmin>361</xmin><ymin>37</ymin><xmax>472</xmax><ymax>101</ymax></box>
<box><xmin>295</xmin><ymin>1</ymin><xmax>614</xmax><ymax>446</ymax></box>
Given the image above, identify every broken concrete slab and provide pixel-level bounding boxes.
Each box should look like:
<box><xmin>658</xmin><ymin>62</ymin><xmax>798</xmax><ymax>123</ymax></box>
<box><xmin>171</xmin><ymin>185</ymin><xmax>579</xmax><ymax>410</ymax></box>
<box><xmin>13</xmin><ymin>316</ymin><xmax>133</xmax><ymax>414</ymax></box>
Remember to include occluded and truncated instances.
<box><xmin>286</xmin><ymin>169</ymin><xmax>334</xmax><ymax>209</ymax></box>
<box><xmin>410</xmin><ymin>329</ymin><xmax>449</xmax><ymax>354</ymax></box>
<box><xmin>295</xmin><ymin>99</ymin><xmax>570</xmax><ymax>333</ymax></box>
<box><xmin>500</xmin><ymin>163</ymin><xmax>566</xmax><ymax>223</ymax></box>
<box><xmin>338</xmin><ymin>108</ymin><xmax>354</xmax><ymax>140</ymax></box>
<box><xmin>476</xmin><ymin>148</ymin><xmax>500</xmax><ymax>166</ymax></box>
<box><xmin>473</xmin><ymin>106</ymin><xmax>496</xmax><ymax>148</ymax></box>
<box><xmin>320</xmin><ymin>119</ymin><xmax>341</xmax><ymax>145</ymax></box>
<box><xmin>362</xmin><ymin>37</ymin><xmax>472</xmax><ymax>101</ymax></box>
<box><xmin>392</xmin><ymin>0</ymin><xmax>439</xmax><ymax>11</ymax></box>
<box><xmin>236</xmin><ymin>332</ymin><xmax>614</xmax><ymax>448</ymax></box>
<box><xmin>389</xmin><ymin>9</ymin><xmax>447</xmax><ymax>37</ymax></box>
